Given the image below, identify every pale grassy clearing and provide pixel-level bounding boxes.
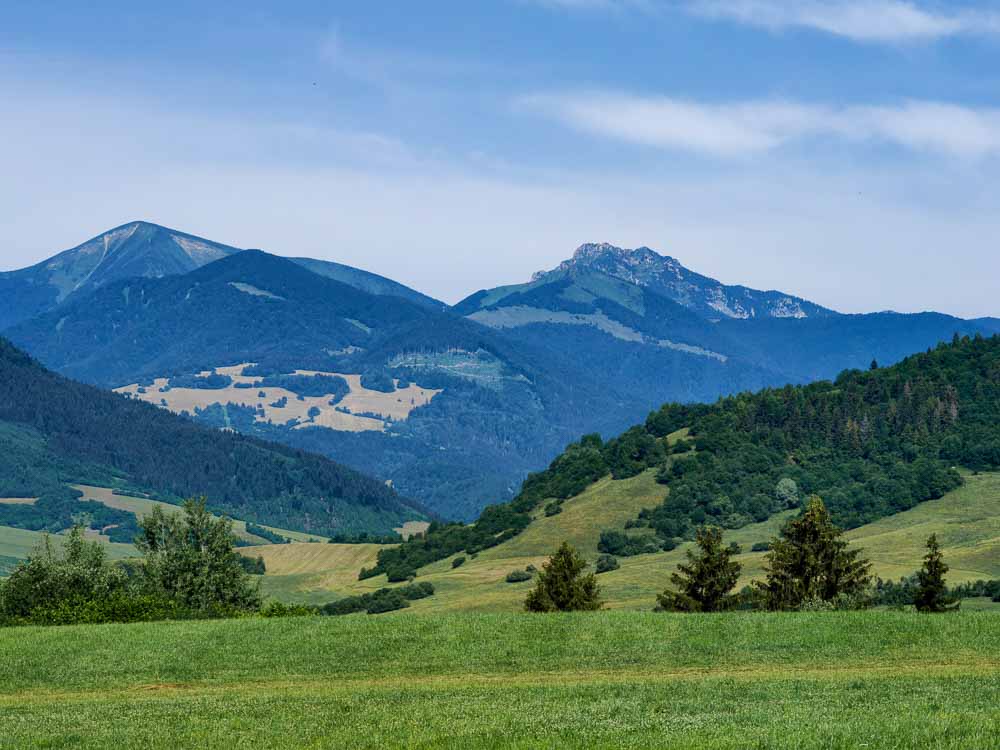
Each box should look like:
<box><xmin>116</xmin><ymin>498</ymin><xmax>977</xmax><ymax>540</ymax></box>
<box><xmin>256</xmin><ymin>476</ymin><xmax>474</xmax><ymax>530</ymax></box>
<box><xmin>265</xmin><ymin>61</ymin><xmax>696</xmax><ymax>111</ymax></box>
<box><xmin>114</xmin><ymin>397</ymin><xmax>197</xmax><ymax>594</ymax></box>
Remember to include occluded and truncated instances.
<box><xmin>73</xmin><ymin>485</ymin><xmax>325</xmax><ymax>545</ymax></box>
<box><xmin>395</xmin><ymin>520</ymin><xmax>431</xmax><ymax>539</ymax></box>
<box><xmin>115</xmin><ymin>363</ymin><xmax>441</xmax><ymax>433</ymax></box>
<box><xmin>0</xmin><ymin>498</ymin><xmax>37</xmax><ymax>505</ymax></box>
<box><xmin>0</xmin><ymin>525</ymin><xmax>135</xmax><ymax>564</ymax></box>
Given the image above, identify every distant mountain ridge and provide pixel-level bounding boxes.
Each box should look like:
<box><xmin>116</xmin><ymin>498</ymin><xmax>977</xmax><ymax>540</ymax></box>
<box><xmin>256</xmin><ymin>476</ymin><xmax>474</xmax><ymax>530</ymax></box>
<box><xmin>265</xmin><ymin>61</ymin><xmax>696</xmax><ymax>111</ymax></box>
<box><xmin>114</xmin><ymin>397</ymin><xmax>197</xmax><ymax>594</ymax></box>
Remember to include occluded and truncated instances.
<box><xmin>3</xmin><ymin>224</ymin><xmax>997</xmax><ymax>523</ymax></box>
<box><xmin>0</xmin><ymin>221</ymin><xmax>440</xmax><ymax>331</ymax></box>
<box><xmin>0</xmin><ymin>222</ymin><xmax>239</xmax><ymax>329</ymax></box>
<box><xmin>533</xmin><ymin>242</ymin><xmax>833</xmax><ymax>320</ymax></box>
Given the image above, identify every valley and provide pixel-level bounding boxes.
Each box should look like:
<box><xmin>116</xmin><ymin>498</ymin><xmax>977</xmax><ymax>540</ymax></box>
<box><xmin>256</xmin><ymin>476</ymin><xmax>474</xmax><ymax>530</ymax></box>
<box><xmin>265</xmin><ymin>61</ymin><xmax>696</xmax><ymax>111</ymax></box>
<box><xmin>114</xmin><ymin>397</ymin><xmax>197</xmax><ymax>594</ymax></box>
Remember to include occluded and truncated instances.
<box><xmin>6</xmin><ymin>223</ymin><xmax>998</xmax><ymax>521</ymax></box>
<box><xmin>7</xmin><ymin>8</ymin><xmax>1000</xmax><ymax>747</ymax></box>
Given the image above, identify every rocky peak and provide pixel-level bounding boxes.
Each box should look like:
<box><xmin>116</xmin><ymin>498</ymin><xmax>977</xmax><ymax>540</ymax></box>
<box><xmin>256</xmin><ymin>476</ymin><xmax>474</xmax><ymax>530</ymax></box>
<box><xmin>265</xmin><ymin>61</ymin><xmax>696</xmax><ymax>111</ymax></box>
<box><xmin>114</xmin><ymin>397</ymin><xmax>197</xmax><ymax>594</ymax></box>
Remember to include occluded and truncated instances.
<box><xmin>531</xmin><ymin>242</ymin><xmax>836</xmax><ymax>321</ymax></box>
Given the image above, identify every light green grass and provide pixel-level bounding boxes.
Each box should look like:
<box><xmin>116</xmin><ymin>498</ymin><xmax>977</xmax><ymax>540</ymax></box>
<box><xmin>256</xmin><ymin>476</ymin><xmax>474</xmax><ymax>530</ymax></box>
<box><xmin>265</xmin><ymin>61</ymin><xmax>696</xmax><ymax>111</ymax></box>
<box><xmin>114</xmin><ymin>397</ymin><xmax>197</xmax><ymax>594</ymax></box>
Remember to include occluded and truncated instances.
<box><xmin>0</xmin><ymin>611</ymin><xmax>997</xmax><ymax>748</ymax></box>
<box><xmin>0</xmin><ymin>525</ymin><xmax>135</xmax><ymax>567</ymax></box>
<box><xmin>256</xmin><ymin>470</ymin><xmax>1000</xmax><ymax>612</ymax></box>
<box><xmin>73</xmin><ymin>485</ymin><xmax>326</xmax><ymax>545</ymax></box>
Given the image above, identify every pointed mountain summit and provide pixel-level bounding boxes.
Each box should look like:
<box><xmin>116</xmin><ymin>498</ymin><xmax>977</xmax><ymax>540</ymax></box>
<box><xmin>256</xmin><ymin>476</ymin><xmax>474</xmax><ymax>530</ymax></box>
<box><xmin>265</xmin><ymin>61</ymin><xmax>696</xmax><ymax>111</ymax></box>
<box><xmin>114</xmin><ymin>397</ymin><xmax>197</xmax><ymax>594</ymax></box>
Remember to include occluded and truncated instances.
<box><xmin>0</xmin><ymin>221</ymin><xmax>442</xmax><ymax>331</ymax></box>
<box><xmin>0</xmin><ymin>221</ymin><xmax>241</xmax><ymax>329</ymax></box>
<box><xmin>535</xmin><ymin>242</ymin><xmax>836</xmax><ymax>321</ymax></box>
<box><xmin>6</xmin><ymin>249</ymin><xmax>433</xmax><ymax>386</ymax></box>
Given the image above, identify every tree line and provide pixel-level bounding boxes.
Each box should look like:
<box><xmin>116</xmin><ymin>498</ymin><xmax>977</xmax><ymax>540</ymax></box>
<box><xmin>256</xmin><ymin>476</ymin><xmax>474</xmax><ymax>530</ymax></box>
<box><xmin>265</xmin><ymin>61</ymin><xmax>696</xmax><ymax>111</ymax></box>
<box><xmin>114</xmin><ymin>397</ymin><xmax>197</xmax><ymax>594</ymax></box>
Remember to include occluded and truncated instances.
<box><xmin>522</xmin><ymin>496</ymin><xmax>963</xmax><ymax>614</ymax></box>
<box><xmin>0</xmin><ymin>499</ymin><xmax>438</xmax><ymax>627</ymax></box>
<box><xmin>358</xmin><ymin>334</ymin><xmax>1000</xmax><ymax>581</ymax></box>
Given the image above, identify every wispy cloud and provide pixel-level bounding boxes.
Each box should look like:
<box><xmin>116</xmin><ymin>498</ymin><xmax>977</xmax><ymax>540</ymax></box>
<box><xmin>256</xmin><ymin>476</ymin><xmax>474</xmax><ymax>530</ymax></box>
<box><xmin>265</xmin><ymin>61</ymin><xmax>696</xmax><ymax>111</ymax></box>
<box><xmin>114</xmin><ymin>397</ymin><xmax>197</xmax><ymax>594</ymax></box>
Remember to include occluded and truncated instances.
<box><xmin>523</xmin><ymin>92</ymin><xmax>1000</xmax><ymax>158</ymax></box>
<box><xmin>686</xmin><ymin>1</ymin><xmax>1000</xmax><ymax>42</ymax></box>
<box><xmin>529</xmin><ymin>1</ymin><xmax>1000</xmax><ymax>43</ymax></box>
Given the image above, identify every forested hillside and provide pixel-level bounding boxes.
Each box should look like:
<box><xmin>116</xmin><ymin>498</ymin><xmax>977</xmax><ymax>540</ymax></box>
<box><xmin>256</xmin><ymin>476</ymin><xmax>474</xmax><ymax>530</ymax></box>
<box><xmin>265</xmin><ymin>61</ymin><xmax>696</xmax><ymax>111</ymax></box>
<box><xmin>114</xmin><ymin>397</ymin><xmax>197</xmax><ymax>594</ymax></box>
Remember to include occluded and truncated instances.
<box><xmin>367</xmin><ymin>334</ymin><xmax>1000</xmax><ymax>578</ymax></box>
<box><xmin>0</xmin><ymin>338</ymin><xmax>425</xmax><ymax>536</ymax></box>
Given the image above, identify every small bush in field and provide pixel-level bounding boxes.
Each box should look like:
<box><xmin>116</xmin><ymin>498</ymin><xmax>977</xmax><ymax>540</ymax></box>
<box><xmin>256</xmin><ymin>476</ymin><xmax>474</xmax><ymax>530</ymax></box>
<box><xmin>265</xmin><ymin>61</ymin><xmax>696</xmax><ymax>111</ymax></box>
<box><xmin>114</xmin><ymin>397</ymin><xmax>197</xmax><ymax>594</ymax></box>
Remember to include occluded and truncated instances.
<box><xmin>595</xmin><ymin>554</ymin><xmax>620</xmax><ymax>574</ymax></box>
<box><xmin>506</xmin><ymin>569</ymin><xmax>532</xmax><ymax>583</ymax></box>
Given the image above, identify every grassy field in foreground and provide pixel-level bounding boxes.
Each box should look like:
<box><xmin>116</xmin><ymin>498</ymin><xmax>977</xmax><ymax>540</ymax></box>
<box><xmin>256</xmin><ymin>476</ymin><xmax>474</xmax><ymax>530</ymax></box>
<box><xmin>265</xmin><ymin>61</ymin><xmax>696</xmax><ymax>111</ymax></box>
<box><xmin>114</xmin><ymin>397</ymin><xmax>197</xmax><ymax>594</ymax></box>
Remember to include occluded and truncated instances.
<box><xmin>246</xmin><ymin>470</ymin><xmax>1000</xmax><ymax>612</ymax></box>
<box><xmin>0</xmin><ymin>611</ymin><xmax>997</xmax><ymax>748</ymax></box>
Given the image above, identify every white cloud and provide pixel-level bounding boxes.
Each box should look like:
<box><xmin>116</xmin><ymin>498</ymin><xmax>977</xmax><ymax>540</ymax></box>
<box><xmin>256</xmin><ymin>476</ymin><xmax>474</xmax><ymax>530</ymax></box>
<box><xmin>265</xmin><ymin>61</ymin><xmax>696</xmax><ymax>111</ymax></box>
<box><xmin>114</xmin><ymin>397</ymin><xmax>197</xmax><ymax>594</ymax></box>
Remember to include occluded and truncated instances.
<box><xmin>2</xmin><ymin>75</ymin><xmax>999</xmax><ymax>318</ymax></box>
<box><xmin>523</xmin><ymin>92</ymin><xmax>1000</xmax><ymax>158</ymax></box>
<box><xmin>530</xmin><ymin>1</ymin><xmax>1000</xmax><ymax>43</ymax></box>
<box><xmin>687</xmin><ymin>1</ymin><xmax>1000</xmax><ymax>42</ymax></box>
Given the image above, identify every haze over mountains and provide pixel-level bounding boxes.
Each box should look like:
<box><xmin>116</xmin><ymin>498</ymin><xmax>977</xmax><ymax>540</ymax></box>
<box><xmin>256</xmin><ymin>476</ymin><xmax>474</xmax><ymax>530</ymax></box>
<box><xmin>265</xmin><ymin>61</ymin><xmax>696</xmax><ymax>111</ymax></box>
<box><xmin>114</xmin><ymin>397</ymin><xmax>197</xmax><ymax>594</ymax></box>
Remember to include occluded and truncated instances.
<box><xmin>4</xmin><ymin>221</ymin><xmax>997</xmax><ymax>524</ymax></box>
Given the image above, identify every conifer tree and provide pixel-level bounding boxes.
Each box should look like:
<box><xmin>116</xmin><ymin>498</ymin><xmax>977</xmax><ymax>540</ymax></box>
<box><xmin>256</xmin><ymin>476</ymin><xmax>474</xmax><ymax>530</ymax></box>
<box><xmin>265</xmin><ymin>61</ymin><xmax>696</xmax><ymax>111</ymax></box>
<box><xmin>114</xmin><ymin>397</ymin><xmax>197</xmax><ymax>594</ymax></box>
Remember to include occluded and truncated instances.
<box><xmin>524</xmin><ymin>542</ymin><xmax>602</xmax><ymax>612</ymax></box>
<box><xmin>657</xmin><ymin>526</ymin><xmax>741</xmax><ymax>612</ymax></box>
<box><xmin>756</xmin><ymin>496</ymin><xmax>872</xmax><ymax>610</ymax></box>
<box><xmin>914</xmin><ymin>534</ymin><xmax>959</xmax><ymax>613</ymax></box>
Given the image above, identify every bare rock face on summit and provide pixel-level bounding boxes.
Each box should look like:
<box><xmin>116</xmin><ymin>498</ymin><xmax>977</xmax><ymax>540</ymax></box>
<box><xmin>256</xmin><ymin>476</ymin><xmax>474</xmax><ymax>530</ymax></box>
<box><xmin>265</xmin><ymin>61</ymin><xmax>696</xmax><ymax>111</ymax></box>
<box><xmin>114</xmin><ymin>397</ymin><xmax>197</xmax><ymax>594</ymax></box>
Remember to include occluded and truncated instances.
<box><xmin>535</xmin><ymin>242</ymin><xmax>835</xmax><ymax>321</ymax></box>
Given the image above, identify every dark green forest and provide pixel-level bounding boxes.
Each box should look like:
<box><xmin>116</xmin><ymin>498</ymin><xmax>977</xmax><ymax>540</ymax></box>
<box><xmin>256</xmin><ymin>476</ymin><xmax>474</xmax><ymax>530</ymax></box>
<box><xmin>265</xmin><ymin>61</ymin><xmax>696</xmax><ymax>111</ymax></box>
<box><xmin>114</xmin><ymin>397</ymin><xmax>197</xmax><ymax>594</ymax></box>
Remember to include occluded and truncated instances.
<box><xmin>0</xmin><ymin>338</ymin><xmax>425</xmax><ymax>536</ymax></box>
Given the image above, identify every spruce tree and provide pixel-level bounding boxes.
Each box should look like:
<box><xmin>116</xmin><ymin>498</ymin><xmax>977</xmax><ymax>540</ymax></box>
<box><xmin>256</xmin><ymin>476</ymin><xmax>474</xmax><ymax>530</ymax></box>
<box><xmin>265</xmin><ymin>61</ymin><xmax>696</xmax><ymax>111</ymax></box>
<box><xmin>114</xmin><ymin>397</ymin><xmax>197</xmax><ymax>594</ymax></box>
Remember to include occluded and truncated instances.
<box><xmin>657</xmin><ymin>526</ymin><xmax>741</xmax><ymax>612</ymax></box>
<box><xmin>524</xmin><ymin>542</ymin><xmax>602</xmax><ymax>612</ymax></box>
<box><xmin>756</xmin><ymin>496</ymin><xmax>872</xmax><ymax>610</ymax></box>
<box><xmin>914</xmin><ymin>534</ymin><xmax>959</xmax><ymax>613</ymax></box>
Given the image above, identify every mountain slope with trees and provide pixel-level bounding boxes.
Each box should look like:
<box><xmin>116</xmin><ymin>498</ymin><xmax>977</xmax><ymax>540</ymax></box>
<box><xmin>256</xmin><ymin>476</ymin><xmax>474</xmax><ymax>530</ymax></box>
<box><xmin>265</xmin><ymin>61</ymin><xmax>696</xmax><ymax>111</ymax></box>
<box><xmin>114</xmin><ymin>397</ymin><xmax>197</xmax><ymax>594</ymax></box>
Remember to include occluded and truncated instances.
<box><xmin>0</xmin><ymin>338</ymin><xmax>425</xmax><ymax>536</ymax></box>
<box><xmin>5</xmin><ymin>226</ymin><xmax>997</xmax><ymax>523</ymax></box>
<box><xmin>366</xmin><ymin>334</ymin><xmax>1000</xmax><ymax>578</ymax></box>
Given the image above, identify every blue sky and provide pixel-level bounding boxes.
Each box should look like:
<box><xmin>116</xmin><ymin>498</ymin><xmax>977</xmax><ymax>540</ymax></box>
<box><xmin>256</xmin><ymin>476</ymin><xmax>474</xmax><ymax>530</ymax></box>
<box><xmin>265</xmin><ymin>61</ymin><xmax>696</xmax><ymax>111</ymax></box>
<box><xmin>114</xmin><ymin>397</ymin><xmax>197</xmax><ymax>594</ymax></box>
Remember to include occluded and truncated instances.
<box><xmin>2</xmin><ymin>0</ymin><xmax>999</xmax><ymax>316</ymax></box>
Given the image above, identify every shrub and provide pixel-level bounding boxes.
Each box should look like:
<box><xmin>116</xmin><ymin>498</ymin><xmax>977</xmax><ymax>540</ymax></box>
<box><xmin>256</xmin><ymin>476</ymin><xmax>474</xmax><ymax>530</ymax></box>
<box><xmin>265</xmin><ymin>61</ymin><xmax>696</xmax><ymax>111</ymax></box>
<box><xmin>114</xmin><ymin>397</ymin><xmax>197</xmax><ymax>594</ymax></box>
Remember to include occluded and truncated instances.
<box><xmin>238</xmin><ymin>555</ymin><xmax>266</xmax><ymax>575</ymax></box>
<box><xmin>506</xmin><ymin>569</ymin><xmax>532</xmax><ymax>583</ymax></box>
<box><xmin>595</xmin><ymin>554</ymin><xmax>619</xmax><ymax>574</ymax></box>
<box><xmin>385</xmin><ymin>564</ymin><xmax>417</xmax><ymax>583</ymax></box>
<box><xmin>598</xmin><ymin>530</ymin><xmax>659</xmax><ymax>557</ymax></box>
<box><xmin>319</xmin><ymin>582</ymin><xmax>434</xmax><ymax>616</ymax></box>
<box><xmin>751</xmin><ymin>542</ymin><xmax>770</xmax><ymax>552</ymax></box>
<box><xmin>366</xmin><ymin>592</ymin><xmax>408</xmax><ymax>614</ymax></box>
<box><xmin>544</xmin><ymin>502</ymin><xmax>563</xmax><ymax>517</ymax></box>
<box><xmin>451</xmin><ymin>556</ymin><xmax>466</xmax><ymax>569</ymax></box>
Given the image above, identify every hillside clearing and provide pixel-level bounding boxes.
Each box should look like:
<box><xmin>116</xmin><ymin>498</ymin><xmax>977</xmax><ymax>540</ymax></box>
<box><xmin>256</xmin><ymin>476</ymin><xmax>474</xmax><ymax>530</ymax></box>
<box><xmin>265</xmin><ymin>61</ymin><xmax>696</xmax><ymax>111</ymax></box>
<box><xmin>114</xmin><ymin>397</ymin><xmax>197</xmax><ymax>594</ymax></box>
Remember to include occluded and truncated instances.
<box><xmin>0</xmin><ymin>612</ymin><xmax>996</xmax><ymax>748</ymax></box>
<box><xmin>115</xmin><ymin>363</ymin><xmax>440</xmax><ymax>433</ymax></box>
<box><xmin>73</xmin><ymin>485</ymin><xmax>324</xmax><ymax>545</ymax></box>
<box><xmin>253</xmin><ymin>471</ymin><xmax>1000</xmax><ymax>612</ymax></box>
<box><xmin>0</xmin><ymin>525</ymin><xmax>135</xmax><ymax>567</ymax></box>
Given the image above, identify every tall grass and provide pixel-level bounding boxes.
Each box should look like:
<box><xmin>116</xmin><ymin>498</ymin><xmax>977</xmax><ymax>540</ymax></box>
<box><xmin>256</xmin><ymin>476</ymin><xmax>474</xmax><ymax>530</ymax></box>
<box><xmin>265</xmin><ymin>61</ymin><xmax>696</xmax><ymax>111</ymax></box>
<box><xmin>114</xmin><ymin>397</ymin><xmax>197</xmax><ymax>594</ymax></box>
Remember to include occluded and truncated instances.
<box><xmin>1</xmin><ymin>611</ymin><xmax>997</xmax><ymax>748</ymax></box>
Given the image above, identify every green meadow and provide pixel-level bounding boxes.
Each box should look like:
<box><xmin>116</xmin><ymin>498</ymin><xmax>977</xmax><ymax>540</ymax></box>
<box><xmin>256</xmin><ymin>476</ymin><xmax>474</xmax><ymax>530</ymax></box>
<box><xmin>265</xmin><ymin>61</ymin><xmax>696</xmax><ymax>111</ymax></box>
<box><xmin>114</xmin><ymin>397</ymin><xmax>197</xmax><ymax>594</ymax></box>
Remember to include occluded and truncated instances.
<box><xmin>1</xmin><ymin>611</ymin><xmax>997</xmax><ymax>748</ymax></box>
<box><xmin>246</xmin><ymin>471</ymin><xmax>1000</xmax><ymax>612</ymax></box>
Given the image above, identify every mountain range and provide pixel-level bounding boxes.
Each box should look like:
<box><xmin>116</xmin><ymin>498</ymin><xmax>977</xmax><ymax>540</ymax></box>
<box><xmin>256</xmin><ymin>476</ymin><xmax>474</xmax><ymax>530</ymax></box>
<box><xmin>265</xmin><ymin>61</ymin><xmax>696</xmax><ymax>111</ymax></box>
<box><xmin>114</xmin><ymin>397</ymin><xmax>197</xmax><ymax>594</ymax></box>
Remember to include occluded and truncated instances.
<box><xmin>3</xmin><ymin>221</ymin><xmax>997</xmax><ymax>524</ymax></box>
